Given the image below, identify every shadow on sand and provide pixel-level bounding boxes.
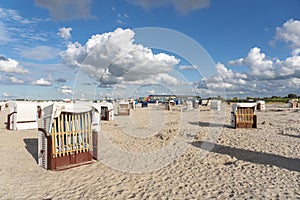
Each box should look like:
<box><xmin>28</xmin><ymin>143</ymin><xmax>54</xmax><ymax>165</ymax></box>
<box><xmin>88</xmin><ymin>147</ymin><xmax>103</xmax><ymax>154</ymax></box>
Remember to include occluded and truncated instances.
<box><xmin>23</xmin><ymin>138</ymin><xmax>38</xmax><ymax>163</ymax></box>
<box><xmin>191</xmin><ymin>141</ymin><xmax>300</xmax><ymax>172</ymax></box>
<box><xmin>189</xmin><ymin>121</ymin><xmax>232</xmax><ymax>129</ymax></box>
<box><xmin>278</xmin><ymin>133</ymin><xmax>300</xmax><ymax>139</ymax></box>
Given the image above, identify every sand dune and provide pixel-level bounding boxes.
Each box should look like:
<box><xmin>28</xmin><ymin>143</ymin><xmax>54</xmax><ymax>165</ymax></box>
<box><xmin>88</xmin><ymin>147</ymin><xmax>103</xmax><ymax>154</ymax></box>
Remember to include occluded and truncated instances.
<box><xmin>0</xmin><ymin>103</ymin><xmax>299</xmax><ymax>199</ymax></box>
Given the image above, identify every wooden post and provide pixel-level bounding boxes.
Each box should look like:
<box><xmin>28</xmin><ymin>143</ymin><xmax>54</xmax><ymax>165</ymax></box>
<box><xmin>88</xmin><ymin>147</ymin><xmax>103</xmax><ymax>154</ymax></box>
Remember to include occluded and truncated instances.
<box><xmin>88</xmin><ymin>112</ymin><xmax>92</xmax><ymax>151</ymax></box>
<box><xmin>85</xmin><ymin>113</ymin><xmax>88</xmax><ymax>152</ymax></box>
<box><xmin>72</xmin><ymin>114</ymin><xmax>77</xmax><ymax>153</ymax></box>
<box><xmin>60</xmin><ymin>114</ymin><xmax>65</xmax><ymax>156</ymax></box>
<box><xmin>78</xmin><ymin>114</ymin><xmax>83</xmax><ymax>153</ymax></box>
<box><xmin>236</xmin><ymin>108</ymin><xmax>239</xmax><ymax>127</ymax></box>
<box><xmin>52</xmin><ymin>118</ymin><xmax>56</xmax><ymax>158</ymax></box>
<box><xmin>51</xmin><ymin>126</ymin><xmax>55</xmax><ymax>157</ymax></box>
<box><xmin>82</xmin><ymin>113</ymin><xmax>86</xmax><ymax>152</ymax></box>
<box><xmin>65</xmin><ymin>114</ymin><xmax>70</xmax><ymax>155</ymax></box>
<box><xmin>57</xmin><ymin>115</ymin><xmax>61</xmax><ymax>157</ymax></box>
<box><xmin>75</xmin><ymin>114</ymin><xmax>79</xmax><ymax>153</ymax></box>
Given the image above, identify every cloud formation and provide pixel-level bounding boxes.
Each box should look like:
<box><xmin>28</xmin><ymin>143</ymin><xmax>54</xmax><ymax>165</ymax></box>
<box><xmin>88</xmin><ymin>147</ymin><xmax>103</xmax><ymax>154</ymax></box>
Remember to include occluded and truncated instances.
<box><xmin>35</xmin><ymin>0</ymin><xmax>93</xmax><ymax>21</ymax></box>
<box><xmin>199</xmin><ymin>46</ymin><xmax>300</xmax><ymax>97</ymax></box>
<box><xmin>127</xmin><ymin>0</ymin><xmax>210</xmax><ymax>14</ymax></box>
<box><xmin>195</xmin><ymin>20</ymin><xmax>300</xmax><ymax>97</ymax></box>
<box><xmin>2</xmin><ymin>92</ymin><xmax>10</xmax><ymax>97</ymax></box>
<box><xmin>58</xmin><ymin>27</ymin><xmax>72</xmax><ymax>40</ymax></box>
<box><xmin>177</xmin><ymin>65</ymin><xmax>197</xmax><ymax>70</ymax></box>
<box><xmin>198</xmin><ymin>19</ymin><xmax>300</xmax><ymax>96</ymax></box>
<box><xmin>0</xmin><ymin>6</ymin><xmax>50</xmax><ymax>44</ymax></box>
<box><xmin>0</xmin><ymin>56</ymin><xmax>29</xmax><ymax>74</ymax></box>
<box><xmin>275</xmin><ymin>19</ymin><xmax>300</xmax><ymax>48</ymax></box>
<box><xmin>59</xmin><ymin>85</ymin><xmax>73</xmax><ymax>95</ymax></box>
<box><xmin>32</xmin><ymin>78</ymin><xmax>52</xmax><ymax>86</ymax></box>
<box><xmin>228</xmin><ymin>47</ymin><xmax>300</xmax><ymax>80</ymax></box>
<box><xmin>8</xmin><ymin>76</ymin><xmax>24</xmax><ymax>84</ymax></box>
<box><xmin>228</xmin><ymin>47</ymin><xmax>275</xmax><ymax>78</ymax></box>
<box><xmin>62</xmin><ymin>28</ymin><xmax>179</xmax><ymax>86</ymax></box>
<box><xmin>0</xmin><ymin>7</ymin><xmax>33</xmax><ymax>25</ymax></box>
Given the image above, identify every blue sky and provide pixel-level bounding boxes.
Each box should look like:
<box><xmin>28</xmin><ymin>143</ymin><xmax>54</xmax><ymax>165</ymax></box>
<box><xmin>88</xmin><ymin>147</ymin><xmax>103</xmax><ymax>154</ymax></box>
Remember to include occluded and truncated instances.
<box><xmin>0</xmin><ymin>0</ymin><xmax>300</xmax><ymax>100</ymax></box>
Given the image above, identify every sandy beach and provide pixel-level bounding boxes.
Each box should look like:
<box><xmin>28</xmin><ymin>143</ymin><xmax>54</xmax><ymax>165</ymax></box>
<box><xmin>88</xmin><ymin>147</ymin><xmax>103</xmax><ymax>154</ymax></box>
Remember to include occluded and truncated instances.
<box><xmin>0</xmin><ymin>103</ymin><xmax>299</xmax><ymax>199</ymax></box>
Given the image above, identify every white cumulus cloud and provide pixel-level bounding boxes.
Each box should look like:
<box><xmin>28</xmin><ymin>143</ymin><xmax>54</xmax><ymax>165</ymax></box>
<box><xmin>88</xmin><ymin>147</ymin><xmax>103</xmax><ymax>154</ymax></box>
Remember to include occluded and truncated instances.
<box><xmin>201</xmin><ymin>50</ymin><xmax>300</xmax><ymax>97</ymax></box>
<box><xmin>288</xmin><ymin>77</ymin><xmax>300</xmax><ymax>87</ymax></box>
<box><xmin>275</xmin><ymin>19</ymin><xmax>300</xmax><ymax>48</ymax></box>
<box><xmin>0</xmin><ymin>56</ymin><xmax>28</xmax><ymax>74</ymax></box>
<box><xmin>62</xmin><ymin>28</ymin><xmax>180</xmax><ymax>86</ymax></box>
<box><xmin>3</xmin><ymin>92</ymin><xmax>10</xmax><ymax>97</ymax></box>
<box><xmin>276</xmin><ymin>49</ymin><xmax>300</xmax><ymax>77</ymax></box>
<box><xmin>32</xmin><ymin>78</ymin><xmax>52</xmax><ymax>86</ymax></box>
<box><xmin>59</xmin><ymin>27</ymin><xmax>72</xmax><ymax>40</ymax></box>
<box><xmin>228</xmin><ymin>47</ymin><xmax>275</xmax><ymax>78</ymax></box>
<box><xmin>59</xmin><ymin>86</ymin><xmax>73</xmax><ymax>95</ymax></box>
<box><xmin>8</xmin><ymin>76</ymin><xmax>24</xmax><ymax>84</ymax></box>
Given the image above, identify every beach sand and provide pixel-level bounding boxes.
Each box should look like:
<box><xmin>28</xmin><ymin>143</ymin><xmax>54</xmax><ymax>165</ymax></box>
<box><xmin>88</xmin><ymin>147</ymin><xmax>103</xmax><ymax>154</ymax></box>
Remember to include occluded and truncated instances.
<box><xmin>0</xmin><ymin>103</ymin><xmax>299</xmax><ymax>199</ymax></box>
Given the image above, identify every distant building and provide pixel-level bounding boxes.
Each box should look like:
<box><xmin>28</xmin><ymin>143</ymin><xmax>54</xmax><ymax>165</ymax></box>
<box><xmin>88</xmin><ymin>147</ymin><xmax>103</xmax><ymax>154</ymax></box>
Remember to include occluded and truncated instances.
<box><xmin>147</xmin><ymin>95</ymin><xmax>176</xmax><ymax>102</ymax></box>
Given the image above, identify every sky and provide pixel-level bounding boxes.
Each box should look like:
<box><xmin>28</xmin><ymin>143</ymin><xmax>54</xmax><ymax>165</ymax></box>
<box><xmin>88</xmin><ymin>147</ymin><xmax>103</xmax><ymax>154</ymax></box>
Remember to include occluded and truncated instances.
<box><xmin>0</xmin><ymin>0</ymin><xmax>300</xmax><ymax>100</ymax></box>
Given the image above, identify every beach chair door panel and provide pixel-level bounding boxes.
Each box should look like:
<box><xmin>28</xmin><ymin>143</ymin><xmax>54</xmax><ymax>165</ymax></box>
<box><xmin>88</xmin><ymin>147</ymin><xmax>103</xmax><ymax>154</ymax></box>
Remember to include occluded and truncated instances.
<box><xmin>92</xmin><ymin>131</ymin><xmax>98</xmax><ymax>160</ymax></box>
<box><xmin>101</xmin><ymin>107</ymin><xmax>108</xmax><ymax>120</ymax></box>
